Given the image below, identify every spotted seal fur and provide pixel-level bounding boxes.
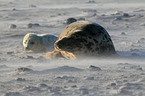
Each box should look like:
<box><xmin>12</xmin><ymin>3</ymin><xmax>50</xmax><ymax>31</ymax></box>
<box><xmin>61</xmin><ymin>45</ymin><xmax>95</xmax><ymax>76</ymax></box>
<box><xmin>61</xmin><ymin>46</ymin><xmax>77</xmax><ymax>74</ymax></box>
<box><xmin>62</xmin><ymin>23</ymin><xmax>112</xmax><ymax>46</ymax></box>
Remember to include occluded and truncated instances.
<box><xmin>45</xmin><ymin>21</ymin><xmax>116</xmax><ymax>60</ymax></box>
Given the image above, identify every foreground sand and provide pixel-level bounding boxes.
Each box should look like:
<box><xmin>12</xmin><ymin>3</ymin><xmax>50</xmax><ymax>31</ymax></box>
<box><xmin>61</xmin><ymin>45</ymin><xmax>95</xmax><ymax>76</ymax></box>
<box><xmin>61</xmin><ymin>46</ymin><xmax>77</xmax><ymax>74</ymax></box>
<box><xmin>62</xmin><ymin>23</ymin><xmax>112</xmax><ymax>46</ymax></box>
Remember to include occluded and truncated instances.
<box><xmin>0</xmin><ymin>0</ymin><xmax>145</xmax><ymax>96</ymax></box>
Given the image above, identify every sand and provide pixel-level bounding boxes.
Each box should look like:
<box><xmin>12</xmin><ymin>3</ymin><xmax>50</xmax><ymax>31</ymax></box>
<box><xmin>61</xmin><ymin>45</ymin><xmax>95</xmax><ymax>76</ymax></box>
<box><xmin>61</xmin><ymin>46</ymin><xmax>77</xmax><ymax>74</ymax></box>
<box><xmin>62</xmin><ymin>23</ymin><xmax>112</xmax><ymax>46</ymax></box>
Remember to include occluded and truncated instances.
<box><xmin>0</xmin><ymin>0</ymin><xmax>145</xmax><ymax>96</ymax></box>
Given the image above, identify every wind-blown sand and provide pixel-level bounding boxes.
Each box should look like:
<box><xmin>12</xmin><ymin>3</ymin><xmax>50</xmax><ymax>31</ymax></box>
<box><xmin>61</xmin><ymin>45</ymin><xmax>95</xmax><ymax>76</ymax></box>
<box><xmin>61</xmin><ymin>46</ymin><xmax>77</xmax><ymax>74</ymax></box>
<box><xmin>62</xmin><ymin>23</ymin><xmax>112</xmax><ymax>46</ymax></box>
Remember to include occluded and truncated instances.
<box><xmin>0</xmin><ymin>0</ymin><xmax>145</xmax><ymax>96</ymax></box>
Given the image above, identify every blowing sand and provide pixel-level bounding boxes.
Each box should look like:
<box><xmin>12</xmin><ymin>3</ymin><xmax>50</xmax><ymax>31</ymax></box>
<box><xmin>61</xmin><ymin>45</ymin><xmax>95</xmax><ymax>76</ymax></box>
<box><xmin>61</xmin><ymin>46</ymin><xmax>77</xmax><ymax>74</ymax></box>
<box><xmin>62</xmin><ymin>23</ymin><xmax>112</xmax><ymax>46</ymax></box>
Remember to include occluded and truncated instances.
<box><xmin>0</xmin><ymin>0</ymin><xmax>145</xmax><ymax>96</ymax></box>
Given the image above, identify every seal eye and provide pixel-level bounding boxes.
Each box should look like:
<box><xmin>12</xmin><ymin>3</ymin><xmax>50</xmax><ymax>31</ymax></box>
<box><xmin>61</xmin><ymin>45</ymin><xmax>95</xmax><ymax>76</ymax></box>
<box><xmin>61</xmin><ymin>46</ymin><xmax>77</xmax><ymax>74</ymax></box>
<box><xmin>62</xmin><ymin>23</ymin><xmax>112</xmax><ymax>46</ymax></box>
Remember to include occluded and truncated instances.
<box><xmin>30</xmin><ymin>42</ymin><xmax>35</xmax><ymax>45</ymax></box>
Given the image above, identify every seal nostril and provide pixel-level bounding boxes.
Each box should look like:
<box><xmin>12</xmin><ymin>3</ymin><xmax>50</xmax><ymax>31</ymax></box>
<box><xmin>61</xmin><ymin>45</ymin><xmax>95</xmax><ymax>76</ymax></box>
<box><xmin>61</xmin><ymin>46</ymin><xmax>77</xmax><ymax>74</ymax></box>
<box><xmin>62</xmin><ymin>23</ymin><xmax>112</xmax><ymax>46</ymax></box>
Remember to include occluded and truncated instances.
<box><xmin>25</xmin><ymin>47</ymin><xmax>29</xmax><ymax>50</ymax></box>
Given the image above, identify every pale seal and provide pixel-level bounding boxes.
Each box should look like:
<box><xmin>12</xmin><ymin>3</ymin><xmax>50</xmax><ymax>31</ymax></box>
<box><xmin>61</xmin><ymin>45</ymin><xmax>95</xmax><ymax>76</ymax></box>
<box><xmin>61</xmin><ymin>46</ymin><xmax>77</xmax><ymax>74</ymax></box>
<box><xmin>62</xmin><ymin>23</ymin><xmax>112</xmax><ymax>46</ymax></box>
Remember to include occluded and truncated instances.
<box><xmin>23</xmin><ymin>33</ymin><xmax>57</xmax><ymax>52</ymax></box>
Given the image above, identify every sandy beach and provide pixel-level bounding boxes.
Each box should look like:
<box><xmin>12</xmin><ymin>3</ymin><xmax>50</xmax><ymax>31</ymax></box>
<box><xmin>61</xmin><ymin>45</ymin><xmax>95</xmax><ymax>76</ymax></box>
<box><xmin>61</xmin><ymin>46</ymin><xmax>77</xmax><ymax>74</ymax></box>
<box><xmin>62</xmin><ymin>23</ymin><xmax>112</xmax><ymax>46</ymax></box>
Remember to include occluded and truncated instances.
<box><xmin>0</xmin><ymin>0</ymin><xmax>145</xmax><ymax>96</ymax></box>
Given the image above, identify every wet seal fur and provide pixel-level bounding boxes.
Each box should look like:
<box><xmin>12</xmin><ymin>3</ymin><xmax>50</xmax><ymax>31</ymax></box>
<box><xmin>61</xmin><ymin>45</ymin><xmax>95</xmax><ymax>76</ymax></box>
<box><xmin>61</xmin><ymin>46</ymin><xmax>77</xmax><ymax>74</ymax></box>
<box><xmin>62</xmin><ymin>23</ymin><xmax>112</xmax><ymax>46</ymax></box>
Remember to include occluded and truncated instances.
<box><xmin>23</xmin><ymin>33</ymin><xmax>57</xmax><ymax>52</ymax></box>
<box><xmin>45</xmin><ymin>21</ymin><xmax>116</xmax><ymax>60</ymax></box>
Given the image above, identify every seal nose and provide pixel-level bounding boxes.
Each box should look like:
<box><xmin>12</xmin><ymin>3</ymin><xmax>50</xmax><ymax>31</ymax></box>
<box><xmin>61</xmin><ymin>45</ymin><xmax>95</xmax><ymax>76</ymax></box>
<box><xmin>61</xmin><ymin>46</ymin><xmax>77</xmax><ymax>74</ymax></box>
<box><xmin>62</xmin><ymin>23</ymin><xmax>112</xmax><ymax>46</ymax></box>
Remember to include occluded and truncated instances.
<box><xmin>24</xmin><ymin>47</ymin><xmax>29</xmax><ymax>50</ymax></box>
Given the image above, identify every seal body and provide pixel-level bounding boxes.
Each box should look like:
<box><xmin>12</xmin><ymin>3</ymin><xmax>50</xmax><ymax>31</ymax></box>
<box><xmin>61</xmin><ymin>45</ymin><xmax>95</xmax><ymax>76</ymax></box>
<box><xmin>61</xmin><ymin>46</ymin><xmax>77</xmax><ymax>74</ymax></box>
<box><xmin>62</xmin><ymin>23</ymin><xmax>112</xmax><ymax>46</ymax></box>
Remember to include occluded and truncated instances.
<box><xmin>23</xmin><ymin>33</ymin><xmax>57</xmax><ymax>52</ymax></box>
<box><xmin>45</xmin><ymin>21</ymin><xmax>116</xmax><ymax>59</ymax></box>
